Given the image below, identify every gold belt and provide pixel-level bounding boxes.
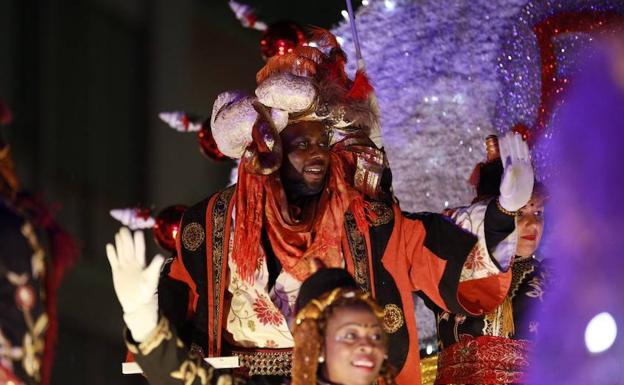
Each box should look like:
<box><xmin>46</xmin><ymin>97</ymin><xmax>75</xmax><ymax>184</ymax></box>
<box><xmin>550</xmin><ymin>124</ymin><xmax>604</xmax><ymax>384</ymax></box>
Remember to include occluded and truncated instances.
<box><xmin>231</xmin><ymin>349</ymin><xmax>292</xmax><ymax>377</ymax></box>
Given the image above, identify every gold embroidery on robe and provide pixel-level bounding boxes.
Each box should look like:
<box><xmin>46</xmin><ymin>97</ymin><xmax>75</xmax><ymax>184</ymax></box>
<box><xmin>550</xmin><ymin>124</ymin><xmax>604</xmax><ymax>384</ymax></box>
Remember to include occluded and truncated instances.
<box><xmin>138</xmin><ymin>317</ymin><xmax>173</xmax><ymax>356</ymax></box>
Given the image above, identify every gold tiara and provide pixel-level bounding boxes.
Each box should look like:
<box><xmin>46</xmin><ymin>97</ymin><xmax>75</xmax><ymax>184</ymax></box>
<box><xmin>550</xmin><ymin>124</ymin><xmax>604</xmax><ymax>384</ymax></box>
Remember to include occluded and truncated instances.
<box><xmin>294</xmin><ymin>287</ymin><xmax>384</xmax><ymax>326</ymax></box>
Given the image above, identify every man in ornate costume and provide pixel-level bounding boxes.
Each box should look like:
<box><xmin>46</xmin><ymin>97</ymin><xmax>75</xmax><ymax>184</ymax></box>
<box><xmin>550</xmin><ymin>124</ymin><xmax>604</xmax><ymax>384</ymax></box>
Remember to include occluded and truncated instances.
<box><xmin>425</xmin><ymin>135</ymin><xmax>549</xmax><ymax>385</ymax></box>
<box><xmin>109</xmin><ymin>31</ymin><xmax>535</xmax><ymax>385</ymax></box>
<box><xmin>0</xmin><ymin>99</ymin><xmax>78</xmax><ymax>385</ymax></box>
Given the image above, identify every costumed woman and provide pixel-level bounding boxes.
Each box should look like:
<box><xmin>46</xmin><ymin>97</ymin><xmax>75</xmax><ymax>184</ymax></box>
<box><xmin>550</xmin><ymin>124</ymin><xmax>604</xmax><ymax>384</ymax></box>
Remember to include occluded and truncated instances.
<box><xmin>424</xmin><ymin>135</ymin><xmax>549</xmax><ymax>385</ymax></box>
<box><xmin>107</xmin><ymin>228</ymin><xmax>395</xmax><ymax>385</ymax></box>
<box><xmin>111</xmin><ymin>29</ymin><xmax>535</xmax><ymax>385</ymax></box>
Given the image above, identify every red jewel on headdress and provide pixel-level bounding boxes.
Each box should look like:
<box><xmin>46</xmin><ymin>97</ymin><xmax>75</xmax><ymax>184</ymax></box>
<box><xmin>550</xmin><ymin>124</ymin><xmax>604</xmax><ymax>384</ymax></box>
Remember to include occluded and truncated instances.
<box><xmin>15</xmin><ymin>284</ymin><xmax>36</xmax><ymax>311</ymax></box>
<box><xmin>153</xmin><ymin>205</ymin><xmax>187</xmax><ymax>252</ymax></box>
<box><xmin>260</xmin><ymin>21</ymin><xmax>307</xmax><ymax>60</ymax></box>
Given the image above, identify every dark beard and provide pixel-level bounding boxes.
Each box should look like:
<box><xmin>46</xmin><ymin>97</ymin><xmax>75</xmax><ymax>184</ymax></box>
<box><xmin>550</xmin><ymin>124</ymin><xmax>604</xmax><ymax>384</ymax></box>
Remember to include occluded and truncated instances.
<box><xmin>282</xmin><ymin>178</ymin><xmax>325</xmax><ymax>205</ymax></box>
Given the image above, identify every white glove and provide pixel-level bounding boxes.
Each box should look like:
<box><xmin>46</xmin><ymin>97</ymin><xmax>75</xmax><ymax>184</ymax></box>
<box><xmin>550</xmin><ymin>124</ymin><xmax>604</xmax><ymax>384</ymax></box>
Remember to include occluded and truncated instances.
<box><xmin>106</xmin><ymin>227</ymin><xmax>164</xmax><ymax>342</ymax></box>
<box><xmin>498</xmin><ymin>132</ymin><xmax>534</xmax><ymax>212</ymax></box>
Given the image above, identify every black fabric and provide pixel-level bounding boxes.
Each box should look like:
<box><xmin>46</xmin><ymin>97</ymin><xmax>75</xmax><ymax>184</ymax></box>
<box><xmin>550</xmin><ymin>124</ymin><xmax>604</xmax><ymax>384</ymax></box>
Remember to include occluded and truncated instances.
<box><xmin>403</xmin><ymin>212</ymin><xmax>477</xmax><ymax>315</ymax></box>
<box><xmin>428</xmin><ymin>257</ymin><xmax>547</xmax><ymax>349</ymax></box>
<box><xmin>175</xmin><ymin>196</ymin><xmax>212</xmax><ymax>353</ymax></box>
<box><xmin>159</xmin><ymin>258</ymin><xmax>193</xmax><ymax>345</ymax></box>
<box><xmin>247</xmin><ymin>375</ymin><xmax>288</xmax><ymax>385</ymax></box>
<box><xmin>294</xmin><ymin>268</ymin><xmax>357</xmax><ymax>314</ymax></box>
<box><xmin>476</xmin><ymin>159</ymin><xmax>503</xmax><ymax>199</ymax></box>
<box><xmin>128</xmin><ymin>320</ymin><xmax>240</xmax><ymax>385</ymax></box>
<box><xmin>369</xmin><ymin>216</ymin><xmax>410</xmax><ymax>373</ymax></box>
<box><xmin>510</xmin><ymin>258</ymin><xmax>548</xmax><ymax>340</ymax></box>
<box><xmin>0</xmin><ymin>199</ymin><xmax>46</xmax><ymax>385</ymax></box>
<box><xmin>484</xmin><ymin>199</ymin><xmax>515</xmax><ymax>269</ymax></box>
<box><xmin>261</xmin><ymin>229</ymin><xmax>282</xmax><ymax>292</ymax></box>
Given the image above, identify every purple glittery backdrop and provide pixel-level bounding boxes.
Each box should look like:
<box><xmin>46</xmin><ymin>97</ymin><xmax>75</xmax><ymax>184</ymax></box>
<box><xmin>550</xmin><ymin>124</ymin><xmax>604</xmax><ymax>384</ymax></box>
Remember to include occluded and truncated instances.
<box><xmin>333</xmin><ymin>0</ymin><xmax>624</xmax><ymax>348</ymax></box>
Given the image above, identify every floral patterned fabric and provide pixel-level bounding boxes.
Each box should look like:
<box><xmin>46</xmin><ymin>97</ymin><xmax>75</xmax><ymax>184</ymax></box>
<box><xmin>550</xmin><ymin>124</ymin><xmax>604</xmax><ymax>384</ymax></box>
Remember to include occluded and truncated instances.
<box><xmin>0</xmin><ymin>200</ymin><xmax>48</xmax><ymax>385</ymax></box>
<box><xmin>450</xmin><ymin>199</ymin><xmax>516</xmax><ymax>283</ymax></box>
<box><xmin>225</xmin><ymin>250</ymin><xmax>298</xmax><ymax>349</ymax></box>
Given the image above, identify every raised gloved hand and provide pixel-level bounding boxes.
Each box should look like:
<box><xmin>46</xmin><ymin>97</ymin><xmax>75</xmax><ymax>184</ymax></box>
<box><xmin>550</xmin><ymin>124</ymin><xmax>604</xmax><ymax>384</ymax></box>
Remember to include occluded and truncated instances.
<box><xmin>106</xmin><ymin>227</ymin><xmax>164</xmax><ymax>342</ymax></box>
<box><xmin>498</xmin><ymin>132</ymin><xmax>534</xmax><ymax>212</ymax></box>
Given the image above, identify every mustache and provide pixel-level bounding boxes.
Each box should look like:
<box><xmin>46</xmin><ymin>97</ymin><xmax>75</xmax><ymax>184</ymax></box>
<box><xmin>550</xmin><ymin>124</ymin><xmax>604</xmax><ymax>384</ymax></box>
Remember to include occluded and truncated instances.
<box><xmin>304</xmin><ymin>159</ymin><xmax>327</xmax><ymax>168</ymax></box>
<box><xmin>285</xmin><ymin>178</ymin><xmax>325</xmax><ymax>197</ymax></box>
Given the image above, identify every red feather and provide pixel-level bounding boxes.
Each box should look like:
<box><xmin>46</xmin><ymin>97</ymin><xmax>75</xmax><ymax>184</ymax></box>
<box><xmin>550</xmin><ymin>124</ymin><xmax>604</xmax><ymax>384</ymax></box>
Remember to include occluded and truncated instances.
<box><xmin>256</xmin><ymin>52</ymin><xmax>318</xmax><ymax>84</ymax></box>
<box><xmin>293</xmin><ymin>46</ymin><xmax>325</xmax><ymax>64</ymax></box>
<box><xmin>307</xmin><ymin>26</ymin><xmax>340</xmax><ymax>50</ymax></box>
<box><xmin>346</xmin><ymin>70</ymin><xmax>374</xmax><ymax>101</ymax></box>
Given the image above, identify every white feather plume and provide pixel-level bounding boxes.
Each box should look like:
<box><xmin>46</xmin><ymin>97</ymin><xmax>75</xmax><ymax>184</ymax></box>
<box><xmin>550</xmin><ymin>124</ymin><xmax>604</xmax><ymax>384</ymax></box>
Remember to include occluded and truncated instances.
<box><xmin>109</xmin><ymin>208</ymin><xmax>156</xmax><ymax>230</ymax></box>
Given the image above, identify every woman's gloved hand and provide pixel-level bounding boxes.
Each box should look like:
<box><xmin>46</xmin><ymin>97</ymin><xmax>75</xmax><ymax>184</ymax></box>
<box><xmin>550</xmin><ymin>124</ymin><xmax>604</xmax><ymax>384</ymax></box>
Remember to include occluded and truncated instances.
<box><xmin>498</xmin><ymin>132</ymin><xmax>534</xmax><ymax>212</ymax></box>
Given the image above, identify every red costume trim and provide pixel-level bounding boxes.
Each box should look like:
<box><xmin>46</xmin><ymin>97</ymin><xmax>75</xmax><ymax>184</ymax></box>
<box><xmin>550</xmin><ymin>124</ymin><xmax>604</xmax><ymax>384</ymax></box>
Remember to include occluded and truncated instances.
<box><xmin>457</xmin><ymin>271</ymin><xmax>512</xmax><ymax>316</ymax></box>
<box><xmin>205</xmin><ymin>195</ymin><xmax>217</xmax><ymax>357</ymax></box>
<box><xmin>435</xmin><ymin>335</ymin><xmax>531</xmax><ymax>384</ymax></box>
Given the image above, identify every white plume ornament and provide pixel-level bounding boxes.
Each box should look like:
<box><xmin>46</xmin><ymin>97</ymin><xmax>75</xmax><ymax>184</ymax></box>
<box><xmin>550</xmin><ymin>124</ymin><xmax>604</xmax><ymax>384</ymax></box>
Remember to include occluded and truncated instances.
<box><xmin>228</xmin><ymin>0</ymin><xmax>268</xmax><ymax>31</ymax></box>
<box><xmin>158</xmin><ymin>111</ymin><xmax>202</xmax><ymax>133</ymax></box>
<box><xmin>109</xmin><ymin>208</ymin><xmax>156</xmax><ymax>230</ymax></box>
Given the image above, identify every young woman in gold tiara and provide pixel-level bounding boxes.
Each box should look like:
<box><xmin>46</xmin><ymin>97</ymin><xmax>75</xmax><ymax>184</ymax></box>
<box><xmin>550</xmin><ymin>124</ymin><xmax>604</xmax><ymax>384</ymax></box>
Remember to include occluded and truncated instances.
<box><xmin>106</xmin><ymin>227</ymin><xmax>395</xmax><ymax>385</ymax></box>
<box><xmin>291</xmin><ymin>268</ymin><xmax>395</xmax><ymax>385</ymax></box>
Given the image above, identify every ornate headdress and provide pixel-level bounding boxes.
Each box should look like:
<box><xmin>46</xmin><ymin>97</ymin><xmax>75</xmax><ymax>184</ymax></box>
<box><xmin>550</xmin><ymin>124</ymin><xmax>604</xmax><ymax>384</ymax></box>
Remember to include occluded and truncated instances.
<box><xmin>209</xmin><ymin>29</ymin><xmax>389</xmax><ymax>284</ymax></box>
<box><xmin>291</xmin><ymin>285</ymin><xmax>394</xmax><ymax>385</ymax></box>
<box><xmin>211</xmin><ymin>28</ymin><xmax>380</xmax><ymax>175</ymax></box>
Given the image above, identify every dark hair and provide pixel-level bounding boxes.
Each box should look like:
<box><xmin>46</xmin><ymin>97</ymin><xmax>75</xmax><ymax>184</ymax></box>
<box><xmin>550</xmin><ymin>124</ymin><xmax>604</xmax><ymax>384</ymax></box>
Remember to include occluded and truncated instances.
<box><xmin>294</xmin><ymin>268</ymin><xmax>358</xmax><ymax>314</ymax></box>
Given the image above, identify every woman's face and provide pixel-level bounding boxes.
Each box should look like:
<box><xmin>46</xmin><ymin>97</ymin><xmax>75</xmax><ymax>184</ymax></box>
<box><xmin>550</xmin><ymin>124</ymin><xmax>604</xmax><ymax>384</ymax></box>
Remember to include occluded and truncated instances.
<box><xmin>516</xmin><ymin>195</ymin><xmax>545</xmax><ymax>257</ymax></box>
<box><xmin>321</xmin><ymin>306</ymin><xmax>387</xmax><ymax>385</ymax></box>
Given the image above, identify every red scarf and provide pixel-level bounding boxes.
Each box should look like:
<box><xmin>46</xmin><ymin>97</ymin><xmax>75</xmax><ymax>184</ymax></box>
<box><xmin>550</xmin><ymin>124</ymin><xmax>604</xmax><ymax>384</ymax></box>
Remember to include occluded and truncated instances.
<box><xmin>232</xmin><ymin>146</ymin><xmax>370</xmax><ymax>283</ymax></box>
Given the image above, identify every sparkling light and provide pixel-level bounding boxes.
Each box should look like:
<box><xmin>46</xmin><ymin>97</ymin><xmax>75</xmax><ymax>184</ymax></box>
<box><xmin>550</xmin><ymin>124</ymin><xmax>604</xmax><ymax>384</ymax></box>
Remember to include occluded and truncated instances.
<box><xmin>384</xmin><ymin>0</ymin><xmax>395</xmax><ymax>11</ymax></box>
<box><xmin>361</xmin><ymin>0</ymin><xmax>369</xmax><ymax>6</ymax></box>
<box><xmin>341</xmin><ymin>10</ymin><xmax>349</xmax><ymax>21</ymax></box>
<box><xmin>426</xmin><ymin>344</ymin><xmax>433</xmax><ymax>355</ymax></box>
<box><xmin>585</xmin><ymin>312</ymin><xmax>617</xmax><ymax>354</ymax></box>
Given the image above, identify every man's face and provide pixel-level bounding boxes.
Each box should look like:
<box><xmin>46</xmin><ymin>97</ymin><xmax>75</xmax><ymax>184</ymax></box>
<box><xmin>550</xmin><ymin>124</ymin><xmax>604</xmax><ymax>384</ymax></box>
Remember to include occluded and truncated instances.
<box><xmin>280</xmin><ymin>121</ymin><xmax>331</xmax><ymax>197</ymax></box>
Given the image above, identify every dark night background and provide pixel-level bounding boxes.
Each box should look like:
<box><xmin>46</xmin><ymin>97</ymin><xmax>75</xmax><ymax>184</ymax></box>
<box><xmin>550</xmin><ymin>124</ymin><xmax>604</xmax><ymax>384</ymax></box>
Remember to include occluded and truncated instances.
<box><xmin>0</xmin><ymin>1</ymin><xmax>356</xmax><ymax>383</ymax></box>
